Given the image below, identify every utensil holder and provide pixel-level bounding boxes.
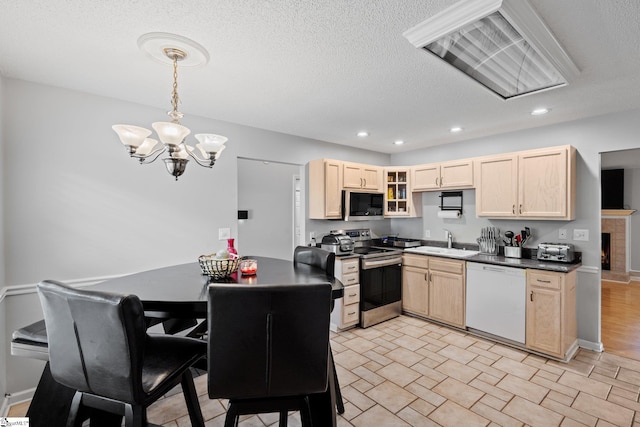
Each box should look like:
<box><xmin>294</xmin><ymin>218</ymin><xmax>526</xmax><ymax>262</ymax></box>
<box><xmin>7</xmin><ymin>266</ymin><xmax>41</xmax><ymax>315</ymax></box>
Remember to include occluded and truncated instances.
<box><xmin>504</xmin><ymin>246</ymin><xmax>522</xmax><ymax>259</ymax></box>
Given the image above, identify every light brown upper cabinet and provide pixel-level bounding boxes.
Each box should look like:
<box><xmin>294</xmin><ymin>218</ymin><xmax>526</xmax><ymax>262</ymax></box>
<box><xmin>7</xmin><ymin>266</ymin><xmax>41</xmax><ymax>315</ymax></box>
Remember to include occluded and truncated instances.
<box><xmin>342</xmin><ymin>161</ymin><xmax>382</xmax><ymax>191</ymax></box>
<box><xmin>475</xmin><ymin>145</ymin><xmax>576</xmax><ymax>220</ymax></box>
<box><xmin>309</xmin><ymin>158</ymin><xmax>343</xmax><ymax>219</ymax></box>
<box><xmin>412</xmin><ymin>160</ymin><xmax>474</xmax><ymax>191</ymax></box>
<box><xmin>384</xmin><ymin>168</ymin><xmax>422</xmax><ymax>218</ymax></box>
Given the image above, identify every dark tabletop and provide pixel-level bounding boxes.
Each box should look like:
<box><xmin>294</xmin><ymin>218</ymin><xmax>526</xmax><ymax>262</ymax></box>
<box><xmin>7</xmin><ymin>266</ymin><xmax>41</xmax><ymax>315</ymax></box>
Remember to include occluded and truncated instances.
<box><xmin>90</xmin><ymin>256</ymin><xmax>344</xmax><ymax>319</ymax></box>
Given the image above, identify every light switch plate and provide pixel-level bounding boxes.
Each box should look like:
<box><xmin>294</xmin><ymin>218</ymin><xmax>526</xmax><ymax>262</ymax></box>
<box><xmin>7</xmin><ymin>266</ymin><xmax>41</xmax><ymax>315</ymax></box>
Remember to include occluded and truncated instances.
<box><xmin>218</xmin><ymin>227</ymin><xmax>231</xmax><ymax>240</ymax></box>
<box><xmin>573</xmin><ymin>229</ymin><xmax>589</xmax><ymax>241</ymax></box>
<box><xmin>558</xmin><ymin>229</ymin><xmax>567</xmax><ymax>240</ymax></box>
<box><xmin>424</xmin><ymin>230</ymin><xmax>431</xmax><ymax>238</ymax></box>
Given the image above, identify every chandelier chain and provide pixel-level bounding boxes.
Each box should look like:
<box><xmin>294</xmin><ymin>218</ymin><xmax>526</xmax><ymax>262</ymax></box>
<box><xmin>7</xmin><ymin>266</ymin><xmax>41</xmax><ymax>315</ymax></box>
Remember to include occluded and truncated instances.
<box><xmin>171</xmin><ymin>54</ymin><xmax>180</xmax><ymax>118</ymax></box>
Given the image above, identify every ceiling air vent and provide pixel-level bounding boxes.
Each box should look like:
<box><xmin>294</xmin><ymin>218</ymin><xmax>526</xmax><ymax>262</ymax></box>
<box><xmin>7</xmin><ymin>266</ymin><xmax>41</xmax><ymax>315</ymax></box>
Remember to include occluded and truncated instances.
<box><xmin>403</xmin><ymin>0</ymin><xmax>579</xmax><ymax>100</ymax></box>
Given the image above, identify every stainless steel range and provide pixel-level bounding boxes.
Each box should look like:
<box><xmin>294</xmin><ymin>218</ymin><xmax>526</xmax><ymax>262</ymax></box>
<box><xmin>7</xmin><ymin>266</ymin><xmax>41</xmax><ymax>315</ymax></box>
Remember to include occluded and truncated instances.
<box><xmin>343</xmin><ymin>229</ymin><xmax>403</xmax><ymax>328</ymax></box>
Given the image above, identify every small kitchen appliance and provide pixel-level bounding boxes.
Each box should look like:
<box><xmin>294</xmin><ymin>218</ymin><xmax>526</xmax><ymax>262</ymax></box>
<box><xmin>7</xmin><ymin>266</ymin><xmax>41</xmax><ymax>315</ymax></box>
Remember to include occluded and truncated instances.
<box><xmin>321</xmin><ymin>232</ymin><xmax>354</xmax><ymax>255</ymax></box>
<box><xmin>536</xmin><ymin>243</ymin><xmax>575</xmax><ymax>263</ymax></box>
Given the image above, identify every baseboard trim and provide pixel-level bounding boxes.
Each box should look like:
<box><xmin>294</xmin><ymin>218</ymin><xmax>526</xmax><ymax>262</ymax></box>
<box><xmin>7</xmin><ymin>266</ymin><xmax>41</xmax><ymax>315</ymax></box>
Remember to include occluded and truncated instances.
<box><xmin>1</xmin><ymin>387</ymin><xmax>36</xmax><ymax>416</ymax></box>
<box><xmin>578</xmin><ymin>339</ymin><xmax>604</xmax><ymax>352</ymax></box>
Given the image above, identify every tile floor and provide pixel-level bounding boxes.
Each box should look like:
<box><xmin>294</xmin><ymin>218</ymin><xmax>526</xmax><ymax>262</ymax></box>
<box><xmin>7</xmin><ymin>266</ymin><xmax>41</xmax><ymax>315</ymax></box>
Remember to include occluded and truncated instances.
<box><xmin>11</xmin><ymin>315</ymin><xmax>640</xmax><ymax>426</ymax></box>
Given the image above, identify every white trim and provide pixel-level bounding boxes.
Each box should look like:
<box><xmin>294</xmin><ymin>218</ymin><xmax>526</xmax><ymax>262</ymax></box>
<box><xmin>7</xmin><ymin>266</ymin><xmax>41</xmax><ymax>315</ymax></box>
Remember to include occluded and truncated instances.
<box><xmin>578</xmin><ymin>339</ymin><xmax>604</xmax><ymax>353</ymax></box>
<box><xmin>577</xmin><ymin>265</ymin><xmax>600</xmax><ymax>275</ymax></box>
<box><xmin>2</xmin><ymin>274</ymin><xmax>125</xmax><ymax>297</ymax></box>
<box><xmin>1</xmin><ymin>388</ymin><xmax>36</xmax><ymax>417</ymax></box>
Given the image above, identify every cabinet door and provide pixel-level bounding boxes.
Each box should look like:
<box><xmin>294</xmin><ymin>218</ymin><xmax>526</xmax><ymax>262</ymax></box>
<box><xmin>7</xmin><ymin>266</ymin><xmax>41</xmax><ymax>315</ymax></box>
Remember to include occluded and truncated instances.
<box><xmin>518</xmin><ymin>148</ymin><xmax>567</xmax><ymax>218</ymax></box>
<box><xmin>429</xmin><ymin>269</ymin><xmax>465</xmax><ymax>328</ymax></box>
<box><xmin>385</xmin><ymin>169</ymin><xmax>410</xmax><ymax>216</ymax></box>
<box><xmin>526</xmin><ymin>285</ymin><xmax>562</xmax><ymax>356</ymax></box>
<box><xmin>361</xmin><ymin>166</ymin><xmax>381</xmax><ymax>191</ymax></box>
<box><xmin>412</xmin><ymin>164</ymin><xmax>441</xmax><ymax>191</ymax></box>
<box><xmin>441</xmin><ymin>160</ymin><xmax>474</xmax><ymax>189</ymax></box>
<box><xmin>325</xmin><ymin>160</ymin><xmax>343</xmax><ymax>218</ymax></box>
<box><xmin>476</xmin><ymin>155</ymin><xmax>518</xmax><ymax>217</ymax></box>
<box><xmin>402</xmin><ymin>266</ymin><xmax>429</xmax><ymax>316</ymax></box>
<box><xmin>343</xmin><ymin>162</ymin><xmax>364</xmax><ymax>189</ymax></box>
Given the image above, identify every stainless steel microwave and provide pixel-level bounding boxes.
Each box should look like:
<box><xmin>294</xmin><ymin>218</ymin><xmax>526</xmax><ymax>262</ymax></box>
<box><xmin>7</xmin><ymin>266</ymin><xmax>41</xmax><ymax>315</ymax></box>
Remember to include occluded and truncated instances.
<box><xmin>342</xmin><ymin>190</ymin><xmax>384</xmax><ymax>221</ymax></box>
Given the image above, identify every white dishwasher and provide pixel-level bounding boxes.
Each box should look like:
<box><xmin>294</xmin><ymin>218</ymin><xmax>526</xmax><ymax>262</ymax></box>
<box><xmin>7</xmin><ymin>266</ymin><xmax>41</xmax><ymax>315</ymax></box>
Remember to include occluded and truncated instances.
<box><xmin>466</xmin><ymin>262</ymin><xmax>526</xmax><ymax>344</ymax></box>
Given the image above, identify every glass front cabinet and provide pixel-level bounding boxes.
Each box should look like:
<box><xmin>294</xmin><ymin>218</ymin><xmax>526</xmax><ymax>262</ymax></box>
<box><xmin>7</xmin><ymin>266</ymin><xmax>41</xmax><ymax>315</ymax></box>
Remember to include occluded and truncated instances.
<box><xmin>384</xmin><ymin>169</ymin><xmax>421</xmax><ymax>217</ymax></box>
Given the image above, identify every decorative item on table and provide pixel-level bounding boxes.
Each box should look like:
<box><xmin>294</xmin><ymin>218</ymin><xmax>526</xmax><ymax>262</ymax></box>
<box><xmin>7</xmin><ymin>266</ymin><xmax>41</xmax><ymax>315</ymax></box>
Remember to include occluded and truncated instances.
<box><xmin>198</xmin><ymin>248</ymin><xmax>240</xmax><ymax>279</ymax></box>
<box><xmin>239</xmin><ymin>258</ymin><xmax>258</xmax><ymax>276</ymax></box>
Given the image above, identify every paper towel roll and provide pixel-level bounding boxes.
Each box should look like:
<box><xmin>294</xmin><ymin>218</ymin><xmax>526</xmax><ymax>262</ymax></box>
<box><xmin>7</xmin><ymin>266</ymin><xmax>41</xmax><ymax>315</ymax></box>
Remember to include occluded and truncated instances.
<box><xmin>437</xmin><ymin>210</ymin><xmax>461</xmax><ymax>219</ymax></box>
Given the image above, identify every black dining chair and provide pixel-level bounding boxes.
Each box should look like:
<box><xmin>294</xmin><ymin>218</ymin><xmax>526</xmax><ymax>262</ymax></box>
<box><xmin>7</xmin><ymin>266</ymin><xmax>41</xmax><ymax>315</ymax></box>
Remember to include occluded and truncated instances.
<box><xmin>293</xmin><ymin>245</ymin><xmax>345</xmax><ymax>415</ymax></box>
<box><xmin>208</xmin><ymin>283</ymin><xmax>332</xmax><ymax>427</ymax></box>
<box><xmin>36</xmin><ymin>280</ymin><xmax>206</xmax><ymax>427</ymax></box>
<box><xmin>293</xmin><ymin>245</ymin><xmax>335</xmax><ymax>277</ymax></box>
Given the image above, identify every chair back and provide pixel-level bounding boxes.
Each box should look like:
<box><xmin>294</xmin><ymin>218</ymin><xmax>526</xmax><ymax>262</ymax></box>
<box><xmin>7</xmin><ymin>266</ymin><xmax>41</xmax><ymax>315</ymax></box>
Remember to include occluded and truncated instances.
<box><xmin>207</xmin><ymin>283</ymin><xmax>331</xmax><ymax>400</ymax></box>
<box><xmin>37</xmin><ymin>280</ymin><xmax>146</xmax><ymax>403</ymax></box>
<box><xmin>293</xmin><ymin>246</ymin><xmax>335</xmax><ymax>277</ymax></box>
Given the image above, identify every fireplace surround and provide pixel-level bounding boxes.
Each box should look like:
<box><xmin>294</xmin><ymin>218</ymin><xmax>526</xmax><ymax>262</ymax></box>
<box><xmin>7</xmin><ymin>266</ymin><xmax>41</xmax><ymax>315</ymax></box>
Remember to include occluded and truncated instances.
<box><xmin>601</xmin><ymin>210</ymin><xmax>635</xmax><ymax>282</ymax></box>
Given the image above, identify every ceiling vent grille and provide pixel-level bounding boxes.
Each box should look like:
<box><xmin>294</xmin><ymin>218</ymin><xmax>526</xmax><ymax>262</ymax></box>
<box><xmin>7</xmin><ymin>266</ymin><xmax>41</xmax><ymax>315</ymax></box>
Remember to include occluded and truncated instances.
<box><xmin>403</xmin><ymin>0</ymin><xmax>579</xmax><ymax>100</ymax></box>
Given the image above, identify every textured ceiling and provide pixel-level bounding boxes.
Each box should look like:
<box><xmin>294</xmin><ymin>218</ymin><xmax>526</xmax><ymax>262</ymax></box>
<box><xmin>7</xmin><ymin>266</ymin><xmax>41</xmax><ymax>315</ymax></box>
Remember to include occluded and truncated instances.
<box><xmin>1</xmin><ymin>0</ymin><xmax>640</xmax><ymax>154</ymax></box>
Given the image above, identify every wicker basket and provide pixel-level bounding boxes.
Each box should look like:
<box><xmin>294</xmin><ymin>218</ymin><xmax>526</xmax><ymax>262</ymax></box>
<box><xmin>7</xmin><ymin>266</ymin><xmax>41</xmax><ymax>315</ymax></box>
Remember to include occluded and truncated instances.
<box><xmin>198</xmin><ymin>254</ymin><xmax>240</xmax><ymax>279</ymax></box>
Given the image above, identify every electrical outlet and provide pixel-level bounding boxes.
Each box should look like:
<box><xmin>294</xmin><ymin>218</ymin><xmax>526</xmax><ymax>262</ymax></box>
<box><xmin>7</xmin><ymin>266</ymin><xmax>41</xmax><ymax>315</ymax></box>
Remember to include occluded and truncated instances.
<box><xmin>309</xmin><ymin>231</ymin><xmax>316</xmax><ymax>240</ymax></box>
<box><xmin>573</xmin><ymin>229</ymin><xmax>589</xmax><ymax>241</ymax></box>
<box><xmin>218</xmin><ymin>227</ymin><xmax>231</xmax><ymax>240</ymax></box>
<box><xmin>424</xmin><ymin>229</ymin><xmax>431</xmax><ymax>238</ymax></box>
<box><xmin>558</xmin><ymin>229</ymin><xmax>567</xmax><ymax>240</ymax></box>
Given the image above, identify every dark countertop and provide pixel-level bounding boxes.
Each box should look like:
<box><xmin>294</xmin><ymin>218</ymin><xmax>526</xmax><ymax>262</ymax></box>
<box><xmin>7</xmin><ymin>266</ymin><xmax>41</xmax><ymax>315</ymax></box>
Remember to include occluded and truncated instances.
<box><xmin>463</xmin><ymin>253</ymin><xmax>582</xmax><ymax>273</ymax></box>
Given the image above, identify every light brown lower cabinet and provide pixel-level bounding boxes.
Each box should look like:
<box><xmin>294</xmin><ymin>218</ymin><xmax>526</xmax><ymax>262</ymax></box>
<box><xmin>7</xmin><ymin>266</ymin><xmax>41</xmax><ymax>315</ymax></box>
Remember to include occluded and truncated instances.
<box><xmin>526</xmin><ymin>269</ymin><xmax>577</xmax><ymax>359</ymax></box>
<box><xmin>401</xmin><ymin>254</ymin><xmax>465</xmax><ymax>328</ymax></box>
<box><xmin>330</xmin><ymin>257</ymin><xmax>360</xmax><ymax>331</ymax></box>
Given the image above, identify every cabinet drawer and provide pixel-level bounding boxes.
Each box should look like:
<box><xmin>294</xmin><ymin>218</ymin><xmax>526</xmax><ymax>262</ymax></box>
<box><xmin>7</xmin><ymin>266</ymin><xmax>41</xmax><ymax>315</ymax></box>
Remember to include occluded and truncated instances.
<box><xmin>527</xmin><ymin>270</ymin><xmax>561</xmax><ymax>290</ymax></box>
<box><xmin>342</xmin><ymin>272</ymin><xmax>359</xmax><ymax>286</ymax></box>
<box><xmin>403</xmin><ymin>254</ymin><xmax>429</xmax><ymax>269</ymax></box>
<box><xmin>341</xmin><ymin>258</ymin><xmax>360</xmax><ymax>274</ymax></box>
<box><xmin>429</xmin><ymin>258</ymin><xmax>464</xmax><ymax>274</ymax></box>
<box><xmin>343</xmin><ymin>284</ymin><xmax>360</xmax><ymax>305</ymax></box>
<box><xmin>342</xmin><ymin>303</ymin><xmax>359</xmax><ymax>324</ymax></box>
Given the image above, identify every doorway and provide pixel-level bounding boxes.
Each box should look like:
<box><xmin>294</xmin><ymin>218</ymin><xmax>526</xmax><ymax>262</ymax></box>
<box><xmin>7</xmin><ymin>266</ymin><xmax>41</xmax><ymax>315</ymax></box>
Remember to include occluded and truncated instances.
<box><xmin>600</xmin><ymin>149</ymin><xmax>640</xmax><ymax>359</ymax></box>
<box><xmin>237</xmin><ymin>158</ymin><xmax>304</xmax><ymax>260</ymax></box>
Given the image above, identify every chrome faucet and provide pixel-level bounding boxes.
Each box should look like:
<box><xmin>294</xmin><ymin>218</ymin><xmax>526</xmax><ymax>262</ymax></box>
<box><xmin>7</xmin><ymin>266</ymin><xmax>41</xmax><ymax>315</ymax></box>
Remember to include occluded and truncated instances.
<box><xmin>444</xmin><ymin>229</ymin><xmax>453</xmax><ymax>248</ymax></box>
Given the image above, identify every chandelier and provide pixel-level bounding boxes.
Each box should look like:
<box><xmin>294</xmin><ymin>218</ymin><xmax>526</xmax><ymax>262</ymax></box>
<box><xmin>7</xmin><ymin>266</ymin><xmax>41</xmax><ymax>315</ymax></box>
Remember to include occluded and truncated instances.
<box><xmin>112</xmin><ymin>33</ymin><xmax>227</xmax><ymax>180</ymax></box>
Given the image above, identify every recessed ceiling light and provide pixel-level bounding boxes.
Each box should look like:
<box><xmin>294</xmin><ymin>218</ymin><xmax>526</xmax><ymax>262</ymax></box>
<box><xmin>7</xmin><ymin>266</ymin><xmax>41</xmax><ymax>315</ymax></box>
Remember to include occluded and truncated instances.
<box><xmin>531</xmin><ymin>108</ymin><xmax>550</xmax><ymax>116</ymax></box>
<box><xmin>450</xmin><ymin>127</ymin><xmax>463</xmax><ymax>133</ymax></box>
<box><xmin>393</xmin><ymin>140</ymin><xmax>405</xmax><ymax>145</ymax></box>
<box><xmin>357</xmin><ymin>131</ymin><xmax>369</xmax><ymax>137</ymax></box>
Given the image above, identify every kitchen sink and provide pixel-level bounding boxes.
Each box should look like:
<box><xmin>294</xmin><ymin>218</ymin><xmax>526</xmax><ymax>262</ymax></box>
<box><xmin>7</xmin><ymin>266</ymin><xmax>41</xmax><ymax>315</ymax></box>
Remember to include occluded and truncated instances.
<box><xmin>405</xmin><ymin>246</ymin><xmax>480</xmax><ymax>258</ymax></box>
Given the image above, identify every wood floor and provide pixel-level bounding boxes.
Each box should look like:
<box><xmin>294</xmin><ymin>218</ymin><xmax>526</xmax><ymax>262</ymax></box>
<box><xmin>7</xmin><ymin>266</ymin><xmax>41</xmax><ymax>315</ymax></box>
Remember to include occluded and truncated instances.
<box><xmin>602</xmin><ymin>280</ymin><xmax>640</xmax><ymax>360</ymax></box>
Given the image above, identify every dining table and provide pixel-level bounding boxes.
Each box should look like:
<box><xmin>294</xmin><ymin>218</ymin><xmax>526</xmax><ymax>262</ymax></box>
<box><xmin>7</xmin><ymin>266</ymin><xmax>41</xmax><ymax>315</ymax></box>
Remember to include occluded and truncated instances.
<box><xmin>13</xmin><ymin>256</ymin><xmax>344</xmax><ymax>427</ymax></box>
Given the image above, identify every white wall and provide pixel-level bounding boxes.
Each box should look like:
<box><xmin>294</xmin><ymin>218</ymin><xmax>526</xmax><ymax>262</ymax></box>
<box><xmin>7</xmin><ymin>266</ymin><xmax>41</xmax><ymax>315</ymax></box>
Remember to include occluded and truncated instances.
<box><xmin>0</xmin><ymin>78</ymin><xmax>390</xmax><ymax>397</ymax></box>
<box><xmin>0</xmin><ymin>73</ymin><xmax>7</xmax><ymax>405</ymax></box>
<box><xmin>391</xmin><ymin>108</ymin><xmax>640</xmax><ymax>349</ymax></box>
<box><xmin>237</xmin><ymin>159</ymin><xmax>302</xmax><ymax>260</ymax></box>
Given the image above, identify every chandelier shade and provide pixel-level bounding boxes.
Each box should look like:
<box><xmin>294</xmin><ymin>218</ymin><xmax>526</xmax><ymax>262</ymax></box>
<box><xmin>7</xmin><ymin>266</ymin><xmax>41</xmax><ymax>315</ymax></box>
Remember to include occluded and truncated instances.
<box><xmin>151</xmin><ymin>121</ymin><xmax>191</xmax><ymax>146</ymax></box>
<box><xmin>112</xmin><ymin>33</ymin><xmax>227</xmax><ymax>180</ymax></box>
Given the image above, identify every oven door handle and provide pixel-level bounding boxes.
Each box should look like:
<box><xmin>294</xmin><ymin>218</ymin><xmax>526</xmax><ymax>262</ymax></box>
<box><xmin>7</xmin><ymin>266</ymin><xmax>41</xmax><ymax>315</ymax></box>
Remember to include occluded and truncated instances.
<box><xmin>361</xmin><ymin>256</ymin><xmax>403</xmax><ymax>270</ymax></box>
